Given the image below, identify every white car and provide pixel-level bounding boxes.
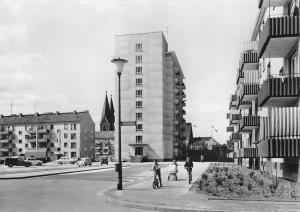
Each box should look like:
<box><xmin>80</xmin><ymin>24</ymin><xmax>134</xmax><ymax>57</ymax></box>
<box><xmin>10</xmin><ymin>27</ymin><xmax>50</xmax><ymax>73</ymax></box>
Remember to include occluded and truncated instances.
<box><xmin>25</xmin><ymin>158</ymin><xmax>43</xmax><ymax>166</ymax></box>
<box><xmin>57</xmin><ymin>157</ymin><xmax>76</xmax><ymax>165</ymax></box>
<box><xmin>77</xmin><ymin>158</ymin><xmax>92</xmax><ymax>167</ymax></box>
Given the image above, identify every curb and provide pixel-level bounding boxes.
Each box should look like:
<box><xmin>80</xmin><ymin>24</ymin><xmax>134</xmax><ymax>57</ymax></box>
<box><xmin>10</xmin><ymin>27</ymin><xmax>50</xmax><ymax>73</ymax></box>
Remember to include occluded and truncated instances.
<box><xmin>0</xmin><ymin>165</ymin><xmax>130</xmax><ymax>179</ymax></box>
<box><xmin>208</xmin><ymin>196</ymin><xmax>300</xmax><ymax>203</ymax></box>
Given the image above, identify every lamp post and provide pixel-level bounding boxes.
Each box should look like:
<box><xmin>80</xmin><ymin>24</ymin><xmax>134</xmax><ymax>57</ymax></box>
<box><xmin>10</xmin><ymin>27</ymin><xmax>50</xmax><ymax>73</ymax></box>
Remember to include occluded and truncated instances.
<box><xmin>111</xmin><ymin>57</ymin><xmax>128</xmax><ymax>190</ymax></box>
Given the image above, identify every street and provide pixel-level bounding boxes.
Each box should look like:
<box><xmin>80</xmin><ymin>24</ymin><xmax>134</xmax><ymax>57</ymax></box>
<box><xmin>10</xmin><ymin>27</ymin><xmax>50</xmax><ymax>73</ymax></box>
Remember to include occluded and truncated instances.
<box><xmin>0</xmin><ymin>163</ymin><xmax>153</xmax><ymax>212</ymax></box>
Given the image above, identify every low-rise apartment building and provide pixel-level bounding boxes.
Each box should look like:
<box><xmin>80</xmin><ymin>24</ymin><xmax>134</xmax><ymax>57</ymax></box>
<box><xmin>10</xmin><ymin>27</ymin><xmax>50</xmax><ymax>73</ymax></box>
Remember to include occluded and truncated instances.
<box><xmin>227</xmin><ymin>0</ymin><xmax>300</xmax><ymax>182</ymax></box>
<box><xmin>0</xmin><ymin>111</ymin><xmax>95</xmax><ymax>162</ymax></box>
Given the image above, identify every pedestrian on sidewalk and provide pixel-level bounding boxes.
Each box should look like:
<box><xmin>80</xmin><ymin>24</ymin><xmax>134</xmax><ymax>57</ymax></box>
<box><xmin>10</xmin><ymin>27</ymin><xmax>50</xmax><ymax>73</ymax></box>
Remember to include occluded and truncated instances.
<box><xmin>184</xmin><ymin>157</ymin><xmax>193</xmax><ymax>182</ymax></box>
<box><xmin>152</xmin><ymin>160</ymin><xmax>162</xmax><ymax>187</ymax></box>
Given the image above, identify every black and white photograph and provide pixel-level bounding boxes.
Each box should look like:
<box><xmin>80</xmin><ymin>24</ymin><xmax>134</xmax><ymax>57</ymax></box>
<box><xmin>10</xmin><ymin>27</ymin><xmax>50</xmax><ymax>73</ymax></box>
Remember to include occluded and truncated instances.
<box><xmin>0</xmin><ymin>0</ymin><xmax>300</xmax><ymax>211</ymax></box>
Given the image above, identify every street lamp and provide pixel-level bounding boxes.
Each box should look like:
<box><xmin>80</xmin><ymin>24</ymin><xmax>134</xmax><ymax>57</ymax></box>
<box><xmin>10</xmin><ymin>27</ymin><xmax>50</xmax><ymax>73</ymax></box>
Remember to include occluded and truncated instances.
<box><xmin>111</xmin><ymin>57</ymin><xmax>128</xmax><ymax>190</ymax></box>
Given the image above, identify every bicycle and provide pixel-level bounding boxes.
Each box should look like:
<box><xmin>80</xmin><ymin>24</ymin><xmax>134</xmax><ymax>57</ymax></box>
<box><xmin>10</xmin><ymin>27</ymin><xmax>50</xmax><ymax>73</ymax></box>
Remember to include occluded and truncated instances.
<box><xmin>152</xmin><ymin>174</ymin><xmax>159</xmax><ymax>189</ymax></box>
<box><xmin>186</xmin><ymin>167</ymin><xmax>192</xmax><ymax>184</ymax></box>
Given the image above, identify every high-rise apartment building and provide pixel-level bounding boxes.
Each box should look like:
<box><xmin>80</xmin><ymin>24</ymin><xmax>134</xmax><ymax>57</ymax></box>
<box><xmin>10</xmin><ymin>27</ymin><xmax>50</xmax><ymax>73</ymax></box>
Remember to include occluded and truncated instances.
<box><xmin>227</xmin><ymin>0</ymin><xmax>300</xmax><ymax>182</ymax></box>
<box><xmin>0</xmin><ymin>111</ymin><xmax>95</xmax><ymax>162</ymax></box>
<box><xmin>114</xmin><ymin>31</ymin><xmax>186</xmax><ymax>161</ymax></box>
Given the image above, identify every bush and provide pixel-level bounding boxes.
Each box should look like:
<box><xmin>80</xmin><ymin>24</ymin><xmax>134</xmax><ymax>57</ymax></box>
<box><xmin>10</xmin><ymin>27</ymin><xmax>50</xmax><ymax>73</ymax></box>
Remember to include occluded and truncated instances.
<box><xmin>227</xmin><ymin>173</ymin><xmax>233</xmax><ymax>179</ymax></box>
<box><xmin>202</xmin><ymin>173</ymin><xmax>208</xmax><ymax>181</ymax></box>
<box><xmin>215</xmin><ymin>176</ymin><xmax>223</xmax><ymax>186</ymax></box>
<box><xmin>198</xmin><ymin>180</ymin><xmax>203</xmax><ymax>190</ymax></box>
<box><xmin>249</xmin><ymin>171</ymin><xmax>255</xmax><ymax>178</ymax></box>
<box><xmin>247</xmin><ymin>183</ymin><xmax>253</xmax><ymax>191</ymax></box>
<box><xmin>238</xmin><ymin>175</ymin><xmax>244</xmax><ymax>186</ymax></box>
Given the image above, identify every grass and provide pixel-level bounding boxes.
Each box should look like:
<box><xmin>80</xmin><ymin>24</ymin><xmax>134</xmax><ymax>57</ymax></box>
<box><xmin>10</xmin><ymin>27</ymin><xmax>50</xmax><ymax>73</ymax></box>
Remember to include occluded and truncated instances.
<box><xmin>191</xmin><ymin>163</ymin><xmax>299</xmax><ymax>201</ymax></box>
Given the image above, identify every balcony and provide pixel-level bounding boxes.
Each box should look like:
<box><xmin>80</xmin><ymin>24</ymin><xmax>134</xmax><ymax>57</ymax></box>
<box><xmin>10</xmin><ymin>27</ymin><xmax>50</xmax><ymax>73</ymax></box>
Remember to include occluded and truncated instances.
<box><xmin>258</xmin><ymin>75</ymin><xmax>300</xmax><ymax>107</ymax></box>
<box><xmin>27</xmin><ymin>138</ymin><xmax>48</xmax><ymax>143</ymax></box>
<box><xmin>239</xmin><ymin>148</ymin><xmax>258</xmax><ymax>158</ymax></box>
<box><xmin>0</xmin><ymin>139</ymin><xmax>9</xmax><ymax>143</ymax></box>
<box><xmin>229</xmin><ymin>94</ymin><xmax>238</xmax><ymax>110</ymax></box>
<box><xmin>0</xmin><ymin>147</ymin><xmax>9</xmax><ymax>152</ymax></box>
<box><xmin>239</xmin><ymin>51</ymin><xmax>259</xmax><ymax>72</ymax></box>
<box><xmin>237</xmin><ymin>97</ymin><xmax>252</xmax><ymax>110</ymax></box>
<box><xmin>181</xmin><ymin>109</ymin><xmax>186</xmax><ymax>115</ymax></box>
<box><xmin>229</xmin><ymin>114</ymin><xmax>242</xmax><ymax>125</ymax></box>
<box><xmin>258</xmin><ymin>0</ymin><xmax>292</xmax><ymax>9</ymax></box>
<box><xmin>239</xmin><ymin>83</ymin><xmax>260</xmax><ymax>102</ymax></box>
<box><xmin>27</xmin><ymin>128</ymin><xmax>49</xmax><ymax>134</ymax></box>
<box><xmin>236</xmin><ymin>68</ymin><xmax>244</xmax><ymax>84</ymax></box>
<box><xmin>0</xmin><ymin>130</ymin><xmax>9</xmax><ymax>135</ymax></box>
<box><xmin>239</xmin><ymin>116</ymin><xmax>260</xmax><ymax>132</ymax></box>
<box><xmin>230</xmin><ymin>133</ymin><xmax>242</xmax><ymax>142</ymax></box>
<box><xmin>259</xmin><ymin>16</ymin><xmax>300</xmax><ymax>58</ymax></box>
<box><xmin>227</xmin><ymin>127</ymin><xmax>234</xmax><ymax>132</ymax></box>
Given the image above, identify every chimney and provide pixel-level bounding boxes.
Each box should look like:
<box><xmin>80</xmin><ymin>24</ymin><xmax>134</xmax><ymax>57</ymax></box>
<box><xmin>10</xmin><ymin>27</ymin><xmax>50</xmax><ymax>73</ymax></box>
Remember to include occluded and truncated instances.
<box><xmin>35</xmin><ymin>112</ymin><xmax>39</xmax><ymax>117</ymax></box>
<box><xmin>56</xmin><ymin>111</ymin><xmax>59</xmax><ymax>115</ymax></box>
<box><xmin>19</xmin><ymin>113</ymin><xmax>22</xmax><ymax>117</ymax></box>
<box><xmin>73</xmin><ymin>110</ymin><xmax>77</xmax><ymax>114</ymax></box>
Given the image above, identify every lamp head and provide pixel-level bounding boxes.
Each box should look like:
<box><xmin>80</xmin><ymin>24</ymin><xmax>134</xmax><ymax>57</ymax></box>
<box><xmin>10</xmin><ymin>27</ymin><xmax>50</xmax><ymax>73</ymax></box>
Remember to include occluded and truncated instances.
<box><xmin>111</xmin><ymin>57</ymin><xmax>128</xmax><ymax>75</ymax></box>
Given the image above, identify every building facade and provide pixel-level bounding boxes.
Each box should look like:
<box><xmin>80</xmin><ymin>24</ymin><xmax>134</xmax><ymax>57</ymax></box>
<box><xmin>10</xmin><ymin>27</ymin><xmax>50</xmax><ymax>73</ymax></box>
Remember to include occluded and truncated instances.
<box><xmin>95</xmin><ymin>93</ymin><xmax>115</xmax><ymax>161</ymax></box>
<box><xmin>114</xmin><ymin>31</ymin><xmax>186</xmax><ymax>161</ymax></box>
<box><xmin>227</xmin><ymin>0</ymin><xmax>300</xmax><ymax>182</ymax></box>
<box><xmin>0</xmin><ymin>111</ymin><xmax>95</xmax><ymax>162</ymax></box>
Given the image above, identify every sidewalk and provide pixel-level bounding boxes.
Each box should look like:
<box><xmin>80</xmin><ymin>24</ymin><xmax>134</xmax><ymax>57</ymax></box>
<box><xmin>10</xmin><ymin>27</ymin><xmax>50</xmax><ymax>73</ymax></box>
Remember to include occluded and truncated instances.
<box><xmin>0</xmin><ymin>163</ymin><xmax>129</xmax><ymax>179</ymax></box>
<box><xmin>104</xmin><ymin>162</ymin><xmax>300</xmax><ymax>212</ymax></box>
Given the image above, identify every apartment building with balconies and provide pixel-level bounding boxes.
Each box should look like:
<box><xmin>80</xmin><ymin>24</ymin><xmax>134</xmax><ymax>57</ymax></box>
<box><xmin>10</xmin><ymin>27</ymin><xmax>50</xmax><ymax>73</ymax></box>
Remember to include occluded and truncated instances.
<box><xmin>0</xmin><ymin>111</ymin><xmax>95</xmax><ymax>162</ymax></box>
<box><xmin>114</xmin><ymin>31</ymin><xmax>186</xmax><ymax>161</ymax></box>
<box><xmin>227</xmin><ymin>0</ymin><xmax>300</xmax><ymax>182</ymax></box>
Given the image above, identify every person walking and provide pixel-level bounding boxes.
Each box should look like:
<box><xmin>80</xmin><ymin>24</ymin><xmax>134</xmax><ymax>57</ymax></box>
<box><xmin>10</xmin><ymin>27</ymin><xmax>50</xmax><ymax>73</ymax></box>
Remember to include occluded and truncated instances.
<box><xmin>152</xmin><ymin>160</ymin><xmax>162</xmax><ymax>187</ymax></box>
<box><xmin>184</xmin><ymin>157</ymin><xmax>193</xmax><ymax>183</ymax></box>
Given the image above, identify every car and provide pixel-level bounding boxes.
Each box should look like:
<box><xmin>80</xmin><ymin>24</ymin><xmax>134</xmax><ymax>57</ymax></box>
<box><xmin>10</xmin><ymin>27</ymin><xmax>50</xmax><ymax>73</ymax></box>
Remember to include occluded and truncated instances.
<box><xmin>77</xmin><ymin>158</ymin><xmax>92</xmax><ymax>167</ymax></box>
<box><xmin>25</xmin><ymin>157</ymin><xmax>43</xmax><ymax>166</ymax></box>
<box><xmin>56</xmin><ymin>157</ymin><xmax>76</xmax><ymax>165</ymax></box>
<box><xmin>101</xmin><ymin>156</ymin><xmax>108</xmax><ymax>165</ymax></box>
<box><xmin>5</xmin><ymin>157</ymin><xmax>32</xmax><ymax>167</ymax></box>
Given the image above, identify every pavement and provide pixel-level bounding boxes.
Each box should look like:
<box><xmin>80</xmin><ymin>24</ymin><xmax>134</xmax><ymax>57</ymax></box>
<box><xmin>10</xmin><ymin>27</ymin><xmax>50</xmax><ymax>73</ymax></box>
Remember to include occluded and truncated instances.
<box><xmin>104</xmin><ymin>162</ymin><xmax>300</xmax><ymax>212</ymax></box>
<box><xmin>0</xmin><ymin>162</ymin><xmax>129</xmax><ymax>179</ymax></box>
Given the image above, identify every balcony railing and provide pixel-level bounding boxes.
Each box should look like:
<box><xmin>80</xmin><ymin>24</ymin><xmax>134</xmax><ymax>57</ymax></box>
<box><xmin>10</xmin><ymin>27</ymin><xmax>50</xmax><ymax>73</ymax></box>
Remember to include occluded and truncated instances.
<box><xmin>230</xmin><ymin>133</ymin><xmax>242</xmax><ymax>142</ymax></box>
<box><xmin>229</xmin><ymin>114</ymin><xmax>242</xmax><ymax>125</ymax></box>
<box><xmin>239</xmin><ymin>148</ymin><xmax>258</xmax><ymax>158</ymax></box>
<box><xmin>239</xmin><ymin>83</ymin><xmax>260</xmax><ymax>102</ymax></box>
<box><xmin>237</xmin><ymin>97</ymin><xmax>252</xmax><ymax>109</ymax></box>
<box><xmin>227</xmin><ymin>127</ymin><xmax>234</xmax><ymax>132</ymax></box>
<box><xmin>0</xmin><ymin>147</ymin><xmax>9</xmax><ymax>152</ymax></box>
<box><xmin>239</xmin><ymin>51</ymin><xmax>259</xmax><ymax>71</ymax></box>
<box><xmin>236</xmin><ymin>68</ymin><xmax>244</xmax><ymax>85</ymax></box>
<box><xmin>27</xmin><ymin>138</ymin><xmax>48</xmax><ymax>143</ymax></box>
<box><xmin>258</xmin><ymin>0</ymin><xmax>293</xmax><ymax>9</ymax></box>
<box><xmin>229</xmin><ymin>94</ymin><xmax>238</xmax><ymax>110</ymax></box>
<box><xmin>258</xmin><ymin>74</ymin><xmax>300</xmax><ymax>107</ymax></box>
<box><xmin>240</xmin><ymin>116</ymin><xmax>260</xmax><ymax>132</ymax></box>
<box><xmin>259</xmin><ymin>16</ymin><xmax>300</xmax><ymax>58</ymax></box>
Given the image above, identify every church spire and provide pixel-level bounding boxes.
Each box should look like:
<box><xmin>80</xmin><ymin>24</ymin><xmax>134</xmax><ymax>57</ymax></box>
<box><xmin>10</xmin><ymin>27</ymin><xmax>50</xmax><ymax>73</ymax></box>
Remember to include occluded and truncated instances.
<box><xmin>100</xmin><ymin>91</ymin><xmax>111</xmax><ymax>131</ymax></box>
<box><xmin>109</xmin><ymin>94</ymin><xmax>115</xmax><ymax>130</ymax></box>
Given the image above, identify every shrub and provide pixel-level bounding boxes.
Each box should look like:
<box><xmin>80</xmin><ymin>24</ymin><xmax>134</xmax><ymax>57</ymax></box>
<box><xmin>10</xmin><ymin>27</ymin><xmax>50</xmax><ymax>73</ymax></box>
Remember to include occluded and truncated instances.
<box><xmin>215</xmin><ymin>176</ymin><xmax>223</xmax><ymax>186</ymax></box>
<box><xmin>259</xmin><ymin>179</ymin><xmax>264</xmax><ymax>186</ymax></box>
<box><xmin>198</xmin><ymin>180</ymin><xmax>203</xmax><ymax>190</ymax></box>
<box><xmin>227</xmin><ymin>173</ymin><xmax>233</xmax><ymax>179</ymax></box>
<box><xmin>214</xmin><ymin>173</ymin><xmax>219</xmax><ymax>178</ymax></box>
<box><xmin>202</xmin><ymin>173</ymin><xmax>208</xmax><ymax>181</ymax></box>
<box><xmin>205</xmin><ymin>182</ymin><xmax>210</xmax><ymax>187</ymax></box>
<box><xmin>238</xmin><ymin>176</ymin><xmax>244</xmax><ymax>186</ymax></box>
<box><xmin>249</xmin><ymin>171</ymin><xmax>255</xmax><ymax>178</ymax></box>
<box><xmin>247</xmin><ymin>183</ymin><xmax>253</xmax><ymax>191</ymax></box>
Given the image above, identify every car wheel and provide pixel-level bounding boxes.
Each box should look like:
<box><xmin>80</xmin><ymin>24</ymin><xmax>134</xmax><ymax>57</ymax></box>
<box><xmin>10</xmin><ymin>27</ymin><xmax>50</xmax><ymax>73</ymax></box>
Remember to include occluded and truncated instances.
<box><xmin>58</xmin><ymin>162</ymin><xmax>63</xmax><ymax>165</ymax></box>
<box><xmin>25</xmin><ymin>163</ymin><xmax>30</xmax><ymax>167</ymax></box>
<box><xmin>8</xmin><ymin>164</ymin><xmax>13</xmax><ymax>168</ymax></box>
<box><xmin>38</xmin><ymin>162</ymin><xmax>42</xmax><ymax>166</ymax></box>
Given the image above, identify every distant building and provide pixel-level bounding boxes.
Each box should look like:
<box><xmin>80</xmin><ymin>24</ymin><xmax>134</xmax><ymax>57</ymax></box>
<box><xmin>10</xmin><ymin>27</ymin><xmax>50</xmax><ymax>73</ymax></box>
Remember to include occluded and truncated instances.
<box><xmin>0</xmin><ymin>111</ymin><xmax>95</xmax><ymax>162</ymax></box>
<box><xmin>191</xmin><ymin>137</ymin><xmax>220</xmax><ymax>150</ymax></box>
<box><xmin>183</xmin><ymin>122</ymin><xmax>193</xmax><ymax>157</ymax></box>
<box><xmin>95</xmin><ymin>93</ymin><xmax>115</xmax><ymax>161</ymax></box>
<box><xmin>114</xmin><ymin>31</ymin><xmax>186</xmax><ymax>161</ymax></box>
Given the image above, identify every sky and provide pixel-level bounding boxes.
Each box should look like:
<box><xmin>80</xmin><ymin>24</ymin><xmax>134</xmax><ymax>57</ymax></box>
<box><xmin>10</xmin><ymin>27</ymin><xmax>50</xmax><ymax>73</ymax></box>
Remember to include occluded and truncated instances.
<box><xmin>0</xmin><ymin>0</ymin><xmax>258</xmax><ymax>144</ymax></box>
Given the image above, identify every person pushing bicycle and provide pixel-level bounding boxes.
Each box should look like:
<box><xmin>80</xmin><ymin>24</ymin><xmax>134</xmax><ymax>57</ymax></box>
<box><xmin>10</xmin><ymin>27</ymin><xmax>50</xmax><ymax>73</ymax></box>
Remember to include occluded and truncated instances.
<box><xmin>152</xmin><ymin>160</ymin><xmax>162</xmax><ymax>187</ymax></box>
<box><xmin>184</xmin><ymin>157</ymin><xmax>193</xmax><ymax>183</ymax></box>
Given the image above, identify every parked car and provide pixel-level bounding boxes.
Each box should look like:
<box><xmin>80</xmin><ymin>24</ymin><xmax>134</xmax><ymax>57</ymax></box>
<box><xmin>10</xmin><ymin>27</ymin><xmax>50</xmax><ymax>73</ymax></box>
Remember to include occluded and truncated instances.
<box><xmin>77</xmin><ymin>158</ymin><xmax>92</xmax><ymax>167</ymax></box>
<box><xmin>101</xmin><ymin>156</ymin><xmax>108</xmax><ymax>165</ymax></box>
<box><xmin>5</xmin><ymin>156</ymin><xmax>32</xmax><ymax>167</ymax></box>
<box><xmin>56</xmin><ymin>157</ymin><xmax>76</xmax><ymax>165</ymax></box>
<box><xmin>25</xmin><ymin>157</ymin><xmax>43</xmax><ymax>166</ymax></box>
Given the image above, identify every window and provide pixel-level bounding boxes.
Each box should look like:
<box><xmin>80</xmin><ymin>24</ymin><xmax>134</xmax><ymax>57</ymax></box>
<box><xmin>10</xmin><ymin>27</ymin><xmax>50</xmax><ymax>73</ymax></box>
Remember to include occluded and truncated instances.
<box><xmin>25</xmin><ymin>143</ymin><xmax>28</xmax><ymax>148</ymax></box>
<box><xmin>19</xmin><ymin>131</ymin><xmax>22</xmax><ymax>135</ymax></box>
<box><xmin>135</xmin><ymin>147</ymin><xmax>143</xmax><ymax>156</ymax></box>
<box><xmin>136</xmin><ymin>90</ymin><xmax>142</xmax><ymax>97</ymax></box>
<box><xmin>136</xmin><ymin>124</ymin><xmax>143</xmax><ymax>131</ymax></box>
<box><xmin>64</xmin><ymin>143</ymin><xmax>68</xmax><ymax>148</ymax></box>
<box><xmin>136</xmin><ymin>101</ymin><xmax>143</xmax><ymax>108</ymax></box>
<box><xmin>19</xmin><ymin>148</ymin><xmax>22</xmax><ymax>152</ymax></box>
<box><xmin>64</xmin><ymin>133</ymin><xmax>68</xmax><ymax>139</ymax></box>
<box><xmin>136</xmin><ymin>55</ymin><xmax>142</xmax><ymax>64</ymax></box>
<box><xmin>136</xmin><ymin>67</ymin><xmax>142</xmax><ymax>75</ymax></box>
<box><xmin>63</xmin><ymin>152</ymin><xmax>68</xmax><ymax>157</ymax></box>
<box><xmin>71</xmin><ymin>152</ymin><xmax>77</xmax><ymax>158</ymax></box>
<box><xmin>136</xmin><ymin>78</ymin><xmax>143</xmax><ymax>86</ymax></box>
<box><xmin>136</xmin><ymin>136</ymin><xmax>143</xmax><ymax>143</ymax></box>
<box><xmin>71</xmin><ymin>142</ymin><xmax>77</xmax><ymax>149</ymax></box>
<box><xmin>71</xmin><ymin>133</ymin><xmax>77</xmax><ymax>140</ymax></box>
<box><xmin>135</xmin><ymin>43</ymin><xmax>142</xmax><ymax>52</ymax></box>
<box><xmin>19</xmin><ymin>140</ymin><xmax>22</xmax><ymax>144</ymax></box>
<box><xmin>136</xmin><ymin>113</ymin><xmax>143</xmax><ymax>121</ymax></box>
<box><xmin>64</xmin><ymin>124</ymin><xmax>68</xmax><ymax>130</ymax></box>
<box><xmin>71</xmin><ymin>124</ymin><xmax>77</xmax><ymax>131</ymax></box>
<box><xmin>50</xmin><ymin>125</ymin><xmax>54</xmax><ymax>130</ymax></box>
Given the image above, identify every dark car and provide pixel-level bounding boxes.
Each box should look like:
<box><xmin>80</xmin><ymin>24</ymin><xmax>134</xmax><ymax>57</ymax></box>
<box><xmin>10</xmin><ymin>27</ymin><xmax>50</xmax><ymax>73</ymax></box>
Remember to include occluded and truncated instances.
<box><xmin>5</xmin><ymin>156</ymin><xmax>32</xmax><ymax>167</ymax></box>
<box><xmin>101</xmin><ymin>156</ymin><xmax>108</xmax><ymax>165</ymax></box>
